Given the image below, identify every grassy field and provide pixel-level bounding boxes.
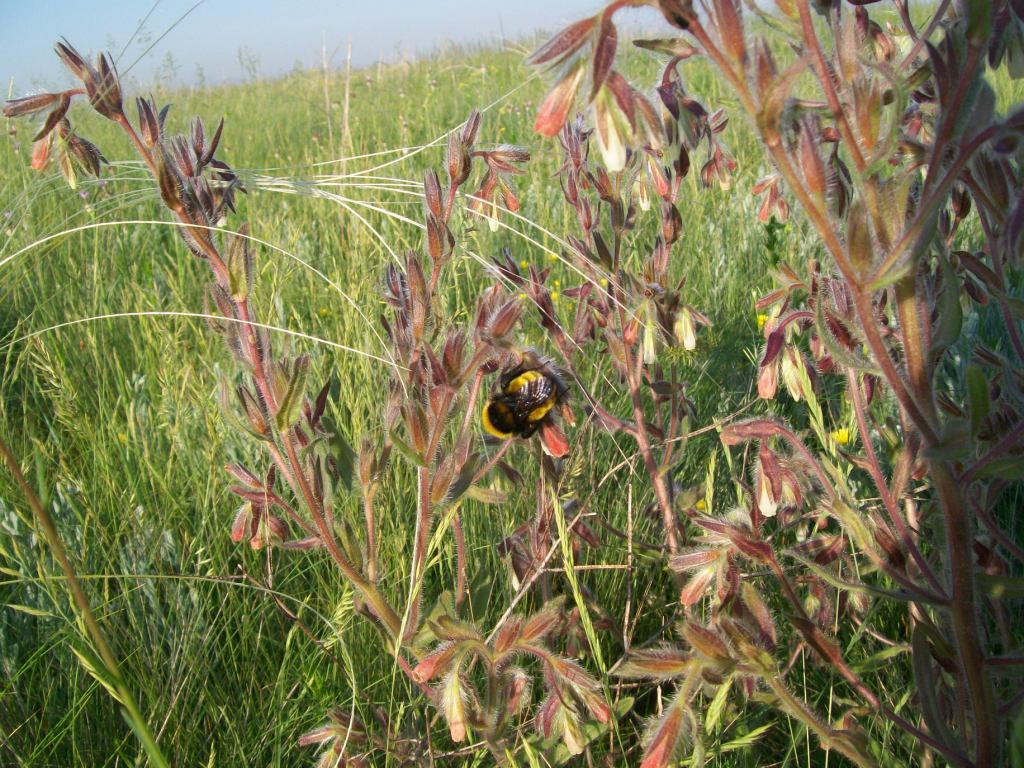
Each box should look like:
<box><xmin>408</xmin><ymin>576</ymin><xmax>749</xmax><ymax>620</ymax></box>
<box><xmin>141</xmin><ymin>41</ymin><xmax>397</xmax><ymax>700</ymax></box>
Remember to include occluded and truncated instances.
<box><xmin>1</xmin><ymin>23</ymin><xmax>1019</xmax><ymax>768</ymax></box>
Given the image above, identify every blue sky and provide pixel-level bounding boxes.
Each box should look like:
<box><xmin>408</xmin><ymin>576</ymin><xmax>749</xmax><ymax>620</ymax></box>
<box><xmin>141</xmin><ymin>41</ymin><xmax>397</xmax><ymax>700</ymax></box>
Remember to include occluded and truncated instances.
<box><xmin>3</xmin><ymin>0</ymin><xmax>617</xmax><ymax>91</ymax></box>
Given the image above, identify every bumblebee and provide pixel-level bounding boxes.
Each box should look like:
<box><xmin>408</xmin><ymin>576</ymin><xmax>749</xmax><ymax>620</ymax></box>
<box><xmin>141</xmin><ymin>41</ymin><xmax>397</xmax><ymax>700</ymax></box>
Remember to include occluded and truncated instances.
<box><xmin>482</xmin><ymin>353</ymin><xmax>570</xmax><ymax>451</ymax></box>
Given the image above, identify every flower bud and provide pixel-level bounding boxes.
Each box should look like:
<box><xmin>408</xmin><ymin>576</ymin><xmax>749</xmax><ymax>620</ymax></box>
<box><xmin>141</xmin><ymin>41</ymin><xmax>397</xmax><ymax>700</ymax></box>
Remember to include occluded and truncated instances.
<box><xmin>781</xmin><ymin>346</ymin><xmax>811</xmax><ymax>402</ymax></box>
<box><xmin>758</xmin><ymin>357</ymin><xmax>779</xmax><ymax>400</ymax></box>
<box><xmin>487</xmin><ymin>297</ymin><xmax>523</xmax><ymax>341</ymax></box>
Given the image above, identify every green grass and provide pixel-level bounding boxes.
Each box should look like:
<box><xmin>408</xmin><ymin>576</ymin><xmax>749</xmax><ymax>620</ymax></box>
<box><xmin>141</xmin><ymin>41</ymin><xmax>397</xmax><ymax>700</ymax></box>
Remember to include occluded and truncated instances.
<box><xmin>1</xmin><ymin>28</ymin><xmax>1019</xmax><ymax>768</ymax></box>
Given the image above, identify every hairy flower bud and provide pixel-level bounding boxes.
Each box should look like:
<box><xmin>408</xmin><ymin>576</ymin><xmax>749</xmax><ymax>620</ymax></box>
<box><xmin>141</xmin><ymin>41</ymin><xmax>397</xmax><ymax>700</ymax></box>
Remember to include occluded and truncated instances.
<box><xmin>781</xmin><ymin>346</ymin><xmax>811</xmax><ymax>402</ymax></box>
<box><xmin>487</xmin><ymin>297</ymin><xmax>523</xmax><ymax>342</ymax></box>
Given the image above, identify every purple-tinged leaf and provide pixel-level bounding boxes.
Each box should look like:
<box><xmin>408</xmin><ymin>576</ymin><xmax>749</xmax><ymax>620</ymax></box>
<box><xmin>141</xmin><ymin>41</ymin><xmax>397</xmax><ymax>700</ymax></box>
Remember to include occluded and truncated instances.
<box><xmin>32</xmin><ymin>94</ymin><xmax>72</xmax><ymax>142</ymax></box>
<box><xmin>682</xmin><ymin>622</ymin><xmax>731</xmax><ymax>662</ymax></box>
<box><xmin>528</xmin><ymin>17</ymin><xmax>596</xmax><ymax>66</ymax></box>
<box><xmin>679</xmin><ymin>566</ymin><xmax>715</xmax><ymax>606</ymax></box>
<box><xmin>590</xmin><ymin>15</ymin><xmax>618</xmax><ymax>101</ymax></box>
<box><xmin>669</xmin><ymin>547</ymin><xmax>722</xmax><ymax>573</ymax></box>
<box><xmin>715</xmin><ymin>0</ymin><xmax>746</xmax><ymax>65</ymax></box>
<box><xmin>640</xmin><ymin>695</ymin><xmax>690</xmax><ymax>768</ymax></box>
<box><xmin>521</xmin><ymin>595</ymin><xmax>565</xmax><ymax>642</ymax></box>
<box><xmin>54</xmin><ymin>39</ymin><xmax>89</xmax><ymax>81</ymax></box>
<box><xmin>720</xmin><ymin>418</ymin><xmax>785</xmax><ymax>445</ymax></box>
<box><xmin>535</xmin><ymin>64</ymin><xmax>585</xmax><ymax>138</ymax></box>
<box><xmin>4</xmin><ymin>92</ymin><xmax>61</xmax><ymax>118</ymax></box>
<box><xmin>615</xmin><ymin>647</ymin><xmax>692</xmax><ymax>680</ymax></box>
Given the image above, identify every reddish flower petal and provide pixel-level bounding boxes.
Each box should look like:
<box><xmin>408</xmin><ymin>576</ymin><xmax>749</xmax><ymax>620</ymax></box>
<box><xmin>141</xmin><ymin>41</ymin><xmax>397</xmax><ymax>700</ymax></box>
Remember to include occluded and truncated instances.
<box><xmin>539</xmin><ymin>421</ymin><xmax>570</xmax><ymax>457</ymax></box>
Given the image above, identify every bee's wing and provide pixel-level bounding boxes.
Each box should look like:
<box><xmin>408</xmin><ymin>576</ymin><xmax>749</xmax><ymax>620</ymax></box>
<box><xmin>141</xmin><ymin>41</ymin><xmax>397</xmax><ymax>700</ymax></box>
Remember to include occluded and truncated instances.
<box><xmin>511</xmin><ymin>375</ymin><xmax>557</xmax><ymax>419</ymax></box>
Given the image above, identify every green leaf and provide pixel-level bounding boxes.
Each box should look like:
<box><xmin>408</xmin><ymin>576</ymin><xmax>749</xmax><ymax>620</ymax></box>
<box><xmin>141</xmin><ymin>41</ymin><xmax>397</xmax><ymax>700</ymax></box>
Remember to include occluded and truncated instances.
<box><xmin>923</xmin><ymin>420</ymin><xmax>972</xmax><ymax>461</ymax></box>
<box><xmin>964</xmin><ymin>0</ymin><xmax>993</xmax><ymax>48</ymax></box>
<box><xmin>70</xmin><ymin>641</ymin><xmax>122</xmax><ymax>702</ymax></box>
<box><xmin>846</xmin><ymin>198</ymin><xmax>873</xmax><ymax>276</ymax></box>
<box><xmin>412</xmin><ymin>591</ymin><xmax>457</xmax><ymax>649</ymax></box>
<box><xmin>274</xmin><ymin>356</ymin><xmax>310</xmax><ymax>432</ymax></box>
<box><xmin>519</xmin><ymin>738</ymin><xmax>543</xmax><ymax>768</ymax></box>
<box><xmin>827</xmin><ymin>500</ymin><xmax>874</xmax><ymax>553</ymax></box>
<box><xmin>1011</xmin><ymin>707</ymin><xmax>1024</xmax><ymax>768</ymax></box>
<box><xmin>33</xmin><ymin>442</ymin><xmax>52</xmax><ymax>511</ymax></box>
<box><xmin>5</xmin><ymin>603</ymin><xmax>53</xmax><ymax>618</ymax></box>
<box><xmin>226</xmin><ymin>225</ymin><xmax>252</xmax><ymax>301</ymax></box>
<box><xmin>443</xmin><ymin>453</ymin><xmax>481</xmax><ymax>505</ymax></box>
<box><xmin>552</xmin><ymin>488</ymin><xmax>604</xmax><ymax>671</ymax></box>
<box><xmin>719</xmin><ymin>722</ymin><xmax>773</xmax><ymax>751</ymax></box>
<box><xmin>58</xmin><ymin>141</ymin><xmax>78</xmax><ymax>189</ymax></box>
<box><xmin>465</xmin><ymin>566</ymin><xmax>497</xmax><ymax>623</ymax></box>
<box><xmin>966</xmin><ymin>364</ymin><xmax>990</xmax><ymax>437</ymax></box>
<box><xmin>465</xmin><ymin>485</ymin><xmax>507</xmax><ymax>504</ymax></box>
<box><xmin>787</xmin><ymin>551</ymin><xmax>944</xmax><ymax>604</ymax></box>
<box><xmin>388</xmin><ymin>428</ymin><xmax>426</xmax><ymax>468</ymax></box>
<box><xmin>850</xmin><ymin>643</ymin><xmax>911</xmax><ymax>674</ymax></box>
<box><xmin>930</xmin><ymin>253</ymin><xmax>963</xmax><ymax>361</ymax></box>
<box><xmin>321</xmin><ymin>415</ymin><xmax>356</xmax><ymax>492</ymax></box>
<box><xmin>869</xmin><ymin>256</ymin><xmax>914</xmax><ymax>292</ymax></box>
<box><xmin>704</xmin><ymin>676</ymin><xmax>732</xmax><ymax>733</ymax></box>
<box><xmin>1004</xmin><ymin>295</ymin><xmax>1024</xmax><ymax>319</ymax></box>
<box><xmin>974</xmin><ymin>456</ymin><xmax>1024</xmax><ymax>481</ymax></box>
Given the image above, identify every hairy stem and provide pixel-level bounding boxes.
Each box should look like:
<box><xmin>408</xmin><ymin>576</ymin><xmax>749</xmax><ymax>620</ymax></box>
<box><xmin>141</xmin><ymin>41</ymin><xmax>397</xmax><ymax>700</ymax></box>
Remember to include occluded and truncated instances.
<box><xmin>846</xmin><ymin>371</ymin><xmax>946</xmax><ymax>597</ymax></box>
<box><xmin>764</xmin><ymin>675</ymin><xmax>874</xmax><ymax>768</ymax></box>
<box><xmin>405</xmin><ymin>465</ymin><xmax>433</xmax><ymax>642</ymax></box>
<box><xmin>795</xmin><ymin>0</ymin><xmax>867</xmax><ymax>174</ymax></box>
<box><xmin>363</xmin><ymin>491</ymin><xmax>378</xmax><ymax>583</ymax></box>
<box><xmin>931</xmin><ymin>462</ymin><xmax>996</xmax><ymax>765</ymax></box>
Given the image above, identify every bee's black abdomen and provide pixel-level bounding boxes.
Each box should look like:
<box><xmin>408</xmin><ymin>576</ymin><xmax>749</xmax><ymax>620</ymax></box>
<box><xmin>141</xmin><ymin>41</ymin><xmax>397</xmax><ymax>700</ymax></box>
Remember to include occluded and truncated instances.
<box><xmin>483</xmin><ymin>401</ymin><xmax>520</xmax><ymax>437</ymax></box>
<box><xmin>482</xmin><ymin>351</ymin><xmax>570</xmax><ymax>440</ymax></box>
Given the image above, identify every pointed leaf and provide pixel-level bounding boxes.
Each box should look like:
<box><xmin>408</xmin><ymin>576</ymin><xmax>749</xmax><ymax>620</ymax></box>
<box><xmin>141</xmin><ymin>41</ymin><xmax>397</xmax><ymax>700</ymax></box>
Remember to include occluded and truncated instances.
<box><xmin>590</xmin><ymin>16</ymin><xmax>617</xmax><ymax>100</ymax></box>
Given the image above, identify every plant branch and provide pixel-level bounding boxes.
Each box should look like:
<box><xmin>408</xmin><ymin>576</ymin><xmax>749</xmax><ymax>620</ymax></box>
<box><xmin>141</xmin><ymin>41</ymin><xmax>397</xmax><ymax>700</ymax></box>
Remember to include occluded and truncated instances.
<box><xmin>766</xmin><ymin>552</ymin><xmax>972</xmax><ymax>766</ymax></box>
<box><xmin>795</xmin><ymin>0</ymin><xmax>867</xmax><ymax>174</ymax></box>
<box><xmin>846</xmin><ymin>371</ymin><xmax>946</xmax><ymax>597</ymax></box>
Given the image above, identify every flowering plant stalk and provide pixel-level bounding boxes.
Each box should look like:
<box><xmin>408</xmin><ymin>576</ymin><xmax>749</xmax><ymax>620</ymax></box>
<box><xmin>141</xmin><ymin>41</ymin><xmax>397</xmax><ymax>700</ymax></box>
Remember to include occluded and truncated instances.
<box><xmin>526</xmin><ymin>0</ymin><xmax>1024</xmax><ymax>765</ymax></box>
<box><xmin>5</xmin><ymin>41</ymin><xmax>615</xmax><ymax>766</ymax></box>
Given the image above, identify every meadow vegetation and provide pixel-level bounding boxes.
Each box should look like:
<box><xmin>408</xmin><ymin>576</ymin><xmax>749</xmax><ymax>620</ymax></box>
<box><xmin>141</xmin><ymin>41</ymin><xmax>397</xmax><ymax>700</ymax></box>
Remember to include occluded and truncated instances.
<box><xmin>2</xmin><ymin>2</ymin><xmax>1024</xmax><ymax>766</ymax></box>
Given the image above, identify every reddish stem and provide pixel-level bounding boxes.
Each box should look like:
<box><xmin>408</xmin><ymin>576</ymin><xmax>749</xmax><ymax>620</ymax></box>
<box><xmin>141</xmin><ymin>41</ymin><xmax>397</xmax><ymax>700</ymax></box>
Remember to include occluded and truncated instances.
<box><xmin>847</xmin><ymin>371</ymin><xmax>946</xmax><ymax>597</ymax></box>
<box><xmin>795</xmin><ymin>0</ymin><xmax>867</xmax><ymax>174</ymax></box>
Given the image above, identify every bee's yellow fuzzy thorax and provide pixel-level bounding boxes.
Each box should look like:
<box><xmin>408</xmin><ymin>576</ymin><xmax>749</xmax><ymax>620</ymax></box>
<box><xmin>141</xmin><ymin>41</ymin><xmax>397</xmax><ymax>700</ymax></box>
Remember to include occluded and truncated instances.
<box><xmin>504</xmin><ymin>370</ymin><xmax>541</xmax><ymax>393</ymax></box>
